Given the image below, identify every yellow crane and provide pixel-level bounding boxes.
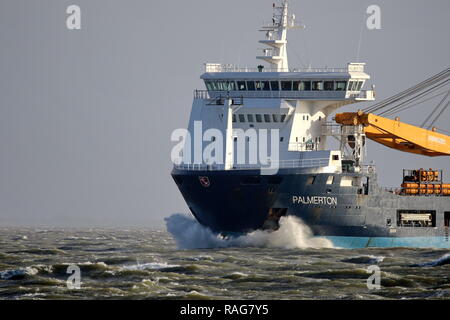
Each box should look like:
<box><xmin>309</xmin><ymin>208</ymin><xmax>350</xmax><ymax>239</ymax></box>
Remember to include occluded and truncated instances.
<box><xmin>335</xmin><ymin>111</ymin><xmax>450</xmax><ymax>157</ymax></box>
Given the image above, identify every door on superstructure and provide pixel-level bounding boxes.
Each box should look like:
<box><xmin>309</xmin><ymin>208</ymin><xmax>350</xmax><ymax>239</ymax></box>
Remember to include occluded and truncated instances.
<box><xmin>445</xmin><ymin>212</ymin><xmax>450</xmax><ymax>227</ymax></box>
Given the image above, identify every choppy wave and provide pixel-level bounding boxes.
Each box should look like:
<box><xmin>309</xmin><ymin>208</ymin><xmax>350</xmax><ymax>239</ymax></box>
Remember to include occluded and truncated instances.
<box><xmin>0</xmin><ymin>267</ymin><xmax>39</xmax><ymax>280</ymax></box>
<box><xmin>412</xmin><ymin>253</ymin><xmax>450</xmax><ymax>267</ymax></box>
<box><xmin>341</xmin><ymin>255</ymin><xmax>385</xmax><ymax>265</ymax></box>
<box><xmin>0</xmin><ymin>227</ymin><xmax>448</xmax><ymax>299</ymax></box>
<box><xmin>300</xmin><ymin>268</ymin><xmax>370</xmax><ymax>280</ymax></box>
<box><xmin>8</xmin><ymin>248</ymin><xmax>66</xmax><ymax>255</ymax></box>
<box><xmin>165</xmin><ymin>214</ymin><xmax>333</xmax><ymax>249</ymax></box>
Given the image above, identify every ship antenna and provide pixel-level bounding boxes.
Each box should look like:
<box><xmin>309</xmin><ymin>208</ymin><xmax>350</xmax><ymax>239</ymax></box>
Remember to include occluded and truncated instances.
<box><xmin>257</xmin><ymin>0</ymin><xmax>303</xmax><ymax>72</ymax></box>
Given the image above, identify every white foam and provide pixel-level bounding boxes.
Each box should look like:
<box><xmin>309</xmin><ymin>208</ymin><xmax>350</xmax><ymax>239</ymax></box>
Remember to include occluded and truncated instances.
<box><xmin>122</xmin><ymin>262</ymin><xmax>179</xmax><ymax>271</ymax></box>
<box><xmin>12</xmin><ymin>235</ymin><xmax>28</xmax><ymax>241</ymax></box>
<box><xmin>369</xmin><ymin>255</ymin><xmax>385</xmax><ymax>264</ymax></box>
<box><xmin>165</xmin><ymin>213</ymin><xmax>333</xmax><ymax>249</ymax></box>
<box><xmin>0</xmin><ymin>267</ymin><xmax>38</xmax><ymax>280</ymax></box>
<box><xmin>77</xmin><ymin>261</ymin><xmax>108</xmax><ymax>268</ymax></box>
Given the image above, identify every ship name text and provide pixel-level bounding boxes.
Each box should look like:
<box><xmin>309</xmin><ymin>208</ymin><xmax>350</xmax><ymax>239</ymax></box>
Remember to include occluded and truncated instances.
<box><xmin>292</xmin><ymin>195</ymin><xmax>337</xmax><ymax>206</ymax></box>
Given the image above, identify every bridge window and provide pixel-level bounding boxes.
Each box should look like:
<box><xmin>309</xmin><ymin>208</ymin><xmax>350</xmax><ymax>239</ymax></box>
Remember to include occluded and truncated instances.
<box><xmin>212</xmin><ymin>81</ymin><xmax>235</xmax><ymax>91</ymax></box>
<box><xmin>204</xmin><ymin>80</ymin><xmax>370</xmax><ymax>93</ymax></box>
<box><xmin>246</xmin><ymin>81</ymin><xmax>256</xmax><ymax>91</ymax></box>
<box><xmin>261</xmin><ymin>81</ymin><xmax>270</xmax><ymax>91</ymax></box>
<box><xmin>239</xmin><ymin>114</ymin><xmax>246</xmax><ymax>122</ymax></box>
<box><xmin>237</xmin><ymin>81</ymin><xmax>247</xmax><ymax>91</ymax></box>
<box><xmin>348</xmin><ymin>81</ymin><xmax>363</xmax><ymax>91</ymax></box>
<box><xmin>207</xmin><ymin>80</ymin><xmax>230</xmax><ymax>91</ymax></box>
<box><xmin>227</xmin><ymin>81</ymin><xmax>236</xmax><ymax>91</ymax></box>
<box><xmin>281</xmin><ymin>81</ymin><xmax>293</xmax><ymax>91</ymax></box>
<box><xmin>324</xmin><ymin>81</ymin><xmax>334</xmax><ymax>91</ymax></box>
<box><xmin>348</xmin><ymin>81</ymin><xmax>359</xmax><ymax>91</ymax></box>
<box><xmin>312</xmin><ymin>81</ymin><xmax>323</xmax><ymax>91</ymax></box>
<box><xmin>255</xmin><ymin>81</ymin><xmax>271</xmax><ymax>91</ymax></box>
<box><xmin>256</xmin><ymin>114</ymin><xmax>263</xmax><ymax>123</ymax></box>
<box><xmin>216</xmin><ymin>81</ymin><xmax>224</xmax><ymax>90</ymax></box>
<box><xmin>280</xmin><ymin>114</ymin><xmax>287</xmax><ymax>122</ymax></box>
<box><xmin>264</xmin><ymin>114</ymin><xmax>271</xmax><ymax>122</ymax></box>
<box><xmin>208</xmin><ymin>81</ymin><xmax>218</xmax><ymax>91</ymax></box>
<box><xmin>272</xmin><ymin>114</ymin><xmax>279</xmax><ymax>122</ymax></box>
<box><xmin>299</xmin><ymin>81</ymin><xmax>311</xmax><ymax>91</ymax></box>
<box><xmin>270</xmin><ymin>81</ymin><xmax>279</xmax><ymax>91</ymax></box>
<box><xmin>335</xmin><ymin>81</ymin><xmax>347</xmax><ymax>91</ymax></box>
<box><xmin>247</xmin><ymin>114</ymin><xmax>254</xmax><ymax>122</ymax></box>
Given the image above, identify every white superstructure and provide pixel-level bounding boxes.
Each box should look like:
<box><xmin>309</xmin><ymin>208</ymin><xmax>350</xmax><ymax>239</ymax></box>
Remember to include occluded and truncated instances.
<box><xmin>180</xmin><ymin>0</ymin><xmax>374</xmax><ymax>172</ymax></box>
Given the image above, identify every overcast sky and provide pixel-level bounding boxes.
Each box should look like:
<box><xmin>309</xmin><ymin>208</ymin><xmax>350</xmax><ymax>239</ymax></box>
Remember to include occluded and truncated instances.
<box><xmin>0</xmin><ymin>0</ymin><xmax>449</xmax><ymax>228</ymax></box>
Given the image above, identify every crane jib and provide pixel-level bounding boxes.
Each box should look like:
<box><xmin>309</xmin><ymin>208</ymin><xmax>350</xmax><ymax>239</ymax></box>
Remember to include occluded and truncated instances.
<box><xmin>335</xmin><ymin>112</ymin><xmax>450</xmax><ymax>157</ymax></box>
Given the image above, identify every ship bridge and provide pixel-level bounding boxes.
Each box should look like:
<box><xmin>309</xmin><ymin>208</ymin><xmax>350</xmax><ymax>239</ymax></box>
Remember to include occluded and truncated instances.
<box><xmin>199</xmin><ymin>62</ymin><xmax>374</xmax><ymax>101</ymax></box>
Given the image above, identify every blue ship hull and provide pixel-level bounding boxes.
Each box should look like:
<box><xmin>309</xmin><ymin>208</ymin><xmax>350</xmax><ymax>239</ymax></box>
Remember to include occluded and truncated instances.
<box><xmin>172</xmin><ymin>167</ymin><xmax>450</xmax><ymax>248</ymax></box>
<box><xmin>325</xmin><ymin>236</ymin><xmax>450</xmax><ymax>249</ymax></box>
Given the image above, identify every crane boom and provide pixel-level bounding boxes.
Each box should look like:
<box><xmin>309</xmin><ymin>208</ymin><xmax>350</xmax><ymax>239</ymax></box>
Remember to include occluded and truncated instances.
<box><xmin>335</xmin><ymin>111</ymin><xmax>450</xmax><ymax>157</ymax></box>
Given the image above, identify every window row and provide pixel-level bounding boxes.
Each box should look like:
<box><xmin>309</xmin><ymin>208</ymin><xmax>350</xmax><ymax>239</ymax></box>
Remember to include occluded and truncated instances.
<box><xmin>206</xmin><ymin>80</ymin><xmax>365</xmax><ymax>92</ymax></box>
<box><xmin>232</xmin><ymin>113</ymin><xmax>287</xmax><ymax>123</ymax></box>
<box><xmin>293</xmin><ymin>136</ymin><xmax>322</xmax><ymax>143</ymax></box>
<box><xmin>347</xmin><ymin>80</ymin><xmax>364</xmax><ymax>91</ymax></box>
<box><xmin>308</xmin><ymin>174</ymin><xmax>359</xmax><ymax>187</ymax></box>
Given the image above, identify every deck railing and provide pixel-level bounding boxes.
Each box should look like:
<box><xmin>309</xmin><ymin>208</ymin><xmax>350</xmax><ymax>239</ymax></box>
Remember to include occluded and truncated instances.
<box><xmin>204</xmin><ymin>64</ymin><xmax>348</xmax><ymax>73</ymax></box>
<box><xmin>174</xmin><ymin>158</ymin><xmax>330</xmax><ymax>171</ymax></box>
<box><xmin>194</xmin><ymin>89</ymin><xmax>374</xmax><ymax>101</ymax></box>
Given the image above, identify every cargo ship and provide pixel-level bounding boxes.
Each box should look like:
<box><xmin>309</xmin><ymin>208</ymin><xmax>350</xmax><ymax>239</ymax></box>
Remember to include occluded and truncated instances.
<box><xmin>171</xmin><ymin>1</ymin><xmax>450</xmax><ymax>248</ymax></box>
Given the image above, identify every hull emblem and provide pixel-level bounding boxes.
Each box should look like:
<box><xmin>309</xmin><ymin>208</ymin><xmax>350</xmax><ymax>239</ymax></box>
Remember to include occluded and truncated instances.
<box><xmin>199</xmin><ymin>176</ymin><xmax>210</xmax><ymax>188</ymax></box>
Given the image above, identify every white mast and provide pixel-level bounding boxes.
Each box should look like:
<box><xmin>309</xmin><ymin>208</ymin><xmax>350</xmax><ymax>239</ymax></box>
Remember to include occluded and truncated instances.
<box><xmin>224</xmin><ymin>98</ymin><xmax>234</xmax><ymax>170</ymax></box>
<box><xmin>257</xmin><ymin>0</ymin><xmax>302</xmax><ymax>72</ymax></box>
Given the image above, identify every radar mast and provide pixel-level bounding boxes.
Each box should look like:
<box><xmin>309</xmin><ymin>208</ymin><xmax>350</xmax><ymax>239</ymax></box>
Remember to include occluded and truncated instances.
<box><xmin>257</xmin><ymin>0</ymin><xmax>303</xmax><ymax>71</ymax></box>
